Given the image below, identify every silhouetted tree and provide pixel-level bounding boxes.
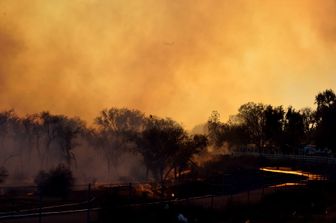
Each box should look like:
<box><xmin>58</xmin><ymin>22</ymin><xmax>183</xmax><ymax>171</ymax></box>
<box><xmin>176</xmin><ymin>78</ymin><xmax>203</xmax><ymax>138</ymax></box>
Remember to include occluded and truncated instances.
<box><xmin>224</xmin><ymin>123</ymin><xmax>250</xmax><ymax>147</ymax></box>
<box><xmin>135</xmin><ymin>117</ymin><xmax>187</xmax><ymax>182</ymax></box>
<box><xmin>208</xmin><ymin>109</ymin><xmax>261</xmax><ymax>150</ymax></box>
<box><xmin>54</xmin><ymin>117</ymin><xmax>86</xmax><ymax>166</ymax></box>
<box><xmin>315</xmin><ymin>89</ymin><xmax>336</xmax><ymax>152</ymax></box>
<box><xmin>94</xmin><ymin>108</ymin><xmax>147</xmax><ymax>174</ymax></box>
<box><xmin>0</xmin><ymin>111</ymin><xmax>28</xmax><ymax>174</ymax></box>
<box><xmin>283</xmin><ymin>107</ymin><xmax>305</xmax><ymax>147</ymax></box>
<box><xmin>39</xmin><ymin>112</ymin><xmax>85</xmax><ymax>167</ymax></box>
<box><xmin>207</xmin><ymin>111</ymin><xmax>226</xmax><ymax>147</ymax></box>
<box><xmin>40</xmin><ymin>112</ymin><xmax>61</xmax><ymax>166</ymax></box>
<box><xmin>95</xmin><ymin>108</ymin><xmax>146</xmax><ymax>134</ymax></box>
<box><xmin>0</xmin><ymin>110</ymin><xmax>17</xmax><ymax>148</ymax></box>
<box><xmin>21</xmin><ymin>114</ymin><xmax>44</xmax><ymax>164</ymax></box>
<box><xmin>171</xmin><ymin>134</ymin><xmax>208</xmax><ymax>179</ymax></box>
<box><xmin>300</xmin><ymin>107</ymin><xmax>316</xmax><ymax>143</ymax></box>
<box><xmin>263</xmin><ymin>105</ymin><xmax>284</xmax><ymax>147</ymax></box>
<box><xmin>237</xmin><ymin>102</ymin><xmax>266</xmax><ymax>148</ymax></box>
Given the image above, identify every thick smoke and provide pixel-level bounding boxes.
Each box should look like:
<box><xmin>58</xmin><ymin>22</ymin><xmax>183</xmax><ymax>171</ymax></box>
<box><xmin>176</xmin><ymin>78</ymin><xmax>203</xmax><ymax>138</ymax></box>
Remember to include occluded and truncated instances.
<box><xmin>0</xmin><ymin>111</ymin><xmax>147</xmax><ymax>186</ymax></box>
<box><xmin>0</xmin><ymin>0</ymin><xmax>336</xmax><ymax>129</ymax></box>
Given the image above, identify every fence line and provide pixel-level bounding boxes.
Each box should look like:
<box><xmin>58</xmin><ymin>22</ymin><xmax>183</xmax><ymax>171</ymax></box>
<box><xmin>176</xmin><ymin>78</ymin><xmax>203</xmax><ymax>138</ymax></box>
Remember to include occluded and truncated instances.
<box><xmin>0</xmin><ymin>181</ymin><xmax>307</xmax><ymax>222</ymax></box>
<box><xmin>233</xmin><ymin>152</ymin><xmax>336</xmax><ymax>164</ymax></box>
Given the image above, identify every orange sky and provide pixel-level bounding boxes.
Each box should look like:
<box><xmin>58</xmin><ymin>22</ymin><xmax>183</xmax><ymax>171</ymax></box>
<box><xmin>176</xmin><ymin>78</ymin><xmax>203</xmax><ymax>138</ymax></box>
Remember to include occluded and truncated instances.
<box><xmin>0</xmin><ymin>0</ymin><xmax>336</xmax><ymax>129</ymax></box>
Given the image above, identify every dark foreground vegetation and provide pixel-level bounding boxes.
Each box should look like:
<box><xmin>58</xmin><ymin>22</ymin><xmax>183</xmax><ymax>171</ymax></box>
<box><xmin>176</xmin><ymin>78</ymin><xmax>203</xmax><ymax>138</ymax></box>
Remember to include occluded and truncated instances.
<box><xmin>98</xmin><ymin>182</ymin><xmax>336</xmax><ymax>223</ymax></box>
<box><xmin>108</xmin><ymin>181</ymin><xmax>336</xmax><ymax>222</ymax></box>
<box><xmin>0</xmin><ymin>173</ymin><xmax>333</xmax><ymax>222</ymax></box>
<box><xmin>0</xmin><ymin>154</ymin><xmax>334</xmax><ymax>223</ymax></box>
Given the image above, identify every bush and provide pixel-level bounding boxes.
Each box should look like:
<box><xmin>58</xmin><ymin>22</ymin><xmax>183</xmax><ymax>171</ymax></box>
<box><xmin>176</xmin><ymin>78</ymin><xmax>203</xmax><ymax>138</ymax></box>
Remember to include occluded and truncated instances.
<box><xmin>34</xmin><ymin>164</ymin><xmax>74</xmax><ymax>197</ymax></box>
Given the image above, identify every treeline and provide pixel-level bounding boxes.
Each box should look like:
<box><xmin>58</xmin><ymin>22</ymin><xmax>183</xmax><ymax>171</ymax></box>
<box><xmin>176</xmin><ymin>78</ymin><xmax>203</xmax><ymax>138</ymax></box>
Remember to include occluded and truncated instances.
<box><xmin>208</xmin><ymin>89</ymin><xmax>336</xmax><ymax>153</ymax></box>
<box><xmin>0</xmin><ymin>89</ymin><xmax>335</xmax><ymax>184</ymax></box>
<box><xmin>0</xmin><ymin>108</ymin><xmax>207</xmax><ymax>184</ymax></box>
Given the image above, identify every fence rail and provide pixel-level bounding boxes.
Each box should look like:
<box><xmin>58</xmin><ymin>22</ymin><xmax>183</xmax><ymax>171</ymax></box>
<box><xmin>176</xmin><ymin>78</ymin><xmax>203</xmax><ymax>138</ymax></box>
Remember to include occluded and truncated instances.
<box><xmin>0</xmin><ymin>180</ymin><xmax>308</xmax><ymax>223</ymax></box>
<box><xmin>0</xmin><ymin>151</ymin><xmax>331</xmax><ymax>222</ymax></box>
<box><xmin>233</xmin><ymin>152</ymin><xmax>336</xmax><ymax>164</ymax></box>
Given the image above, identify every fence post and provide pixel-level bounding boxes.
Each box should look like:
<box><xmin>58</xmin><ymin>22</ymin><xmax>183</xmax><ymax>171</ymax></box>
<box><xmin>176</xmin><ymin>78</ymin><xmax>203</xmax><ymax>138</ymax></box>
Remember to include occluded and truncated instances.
<box><xmin>211</xmin><ymin>195</ymin><xmax>214</xmax><ymax>209</ymax></box>
<box><xmin>128</xmin><ymin>183</ymin><xmax>132</xmax><ymax>204</ymax></box>
<box><xmin>38</xmin><ymin>190</ymin><xmax>42</xmax><ymax>223</ymax></box>
<box><xmin>87</xmin><ymin>183</ymin><xmax>91</xmax><ymax>223</ymax></box>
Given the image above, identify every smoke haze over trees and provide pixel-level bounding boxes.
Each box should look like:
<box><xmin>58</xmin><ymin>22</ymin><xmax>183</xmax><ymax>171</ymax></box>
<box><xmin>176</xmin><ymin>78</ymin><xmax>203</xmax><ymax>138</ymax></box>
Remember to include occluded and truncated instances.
<box><xmin>0</xmin><ymin>89</ymin><xmax>335</xmax><ymax>185</ymax></box>
<box><xmin>207</xmin><ymin>89</ymin><xmax>336</xmax><ymax>154</ymax></box>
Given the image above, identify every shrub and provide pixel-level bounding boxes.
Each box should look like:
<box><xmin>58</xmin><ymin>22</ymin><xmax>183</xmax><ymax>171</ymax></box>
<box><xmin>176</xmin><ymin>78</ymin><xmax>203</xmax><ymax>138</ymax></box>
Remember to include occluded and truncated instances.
<box><xmin>34</xmin><ymin>164</ymin><xmax>74</xmax><ymax>197</ymax></box>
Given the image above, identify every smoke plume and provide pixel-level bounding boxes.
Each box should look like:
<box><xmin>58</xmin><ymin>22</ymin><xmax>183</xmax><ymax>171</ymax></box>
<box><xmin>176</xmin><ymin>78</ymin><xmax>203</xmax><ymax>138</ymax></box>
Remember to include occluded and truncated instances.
<box><xmin>0</xmin><ymin>0</ymin><xmax>336</xmax><ymax>128</ymax></box>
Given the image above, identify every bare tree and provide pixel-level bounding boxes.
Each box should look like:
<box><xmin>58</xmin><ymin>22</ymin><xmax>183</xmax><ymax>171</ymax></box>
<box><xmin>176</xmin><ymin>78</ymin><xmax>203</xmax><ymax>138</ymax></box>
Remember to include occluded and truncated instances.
<box><xmin>54</xmin><ymin>117</ymin><xmax>86</xmax><ymax>167</ymax></box>
<box><xmin>94</xmin><ymin>108</ymin><xmax>146</xmax><ymax>175</ymax></box>
<box><xmin>39</xmin><ymin>112</ymin><xmax>85</xmax><ymax>167</ymax></box>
